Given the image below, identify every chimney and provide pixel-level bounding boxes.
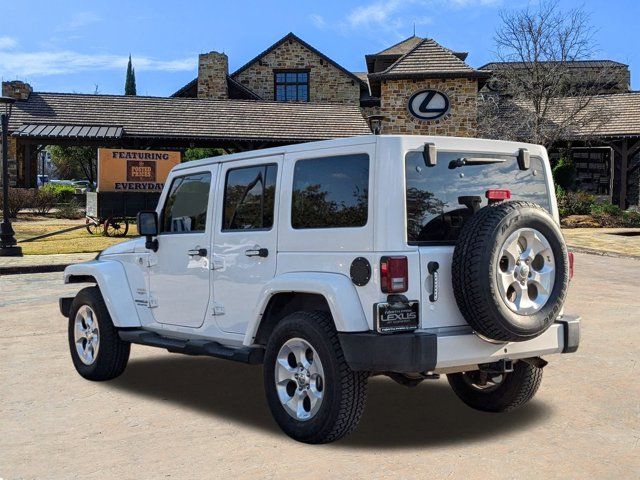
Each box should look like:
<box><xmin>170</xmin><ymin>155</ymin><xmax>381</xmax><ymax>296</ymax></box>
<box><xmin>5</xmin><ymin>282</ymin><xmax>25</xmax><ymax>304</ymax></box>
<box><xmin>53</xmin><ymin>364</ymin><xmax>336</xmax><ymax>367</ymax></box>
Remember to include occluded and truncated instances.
<box><xmin>2</xmin><ymin>80</ymin><xmax>32</xmax><ymax>100</ymax></box>
<box><xmin>197</xmin><ymin>52</ymin><xmax>228</xmax><ymax>100</ymax></box>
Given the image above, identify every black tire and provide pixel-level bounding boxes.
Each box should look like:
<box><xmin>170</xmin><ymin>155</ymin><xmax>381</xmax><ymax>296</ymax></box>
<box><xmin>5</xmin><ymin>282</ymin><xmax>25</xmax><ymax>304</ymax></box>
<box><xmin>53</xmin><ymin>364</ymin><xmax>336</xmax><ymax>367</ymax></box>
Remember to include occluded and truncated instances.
<box><xmin>68</xmin><ymin>287</ymin><xmax>130</xmax><ymax>381</ymax></box>
<box><xmin>263</xmin><ymin>311</ymin><xmax>368</xmax><ymax>444</ymax></box>
<box><xmin>447</xmin><ymin>361</ymin><xmax>543</xmax><ymax>412</ymax></box>
<box><xmin>85</xmin><ymin>218</ymin><xmax>103</xmax><ymax>235</ymax></box>
<box><xmin>452</xmin><ymin>201</ymin><xmax>569</xmax><ymax>342</ymax></box>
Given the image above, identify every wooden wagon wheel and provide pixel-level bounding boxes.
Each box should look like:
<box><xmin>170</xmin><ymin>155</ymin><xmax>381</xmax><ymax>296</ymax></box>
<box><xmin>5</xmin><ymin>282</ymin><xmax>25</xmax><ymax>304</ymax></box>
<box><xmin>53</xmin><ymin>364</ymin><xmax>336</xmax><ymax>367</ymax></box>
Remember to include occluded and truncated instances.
<box><xmin>85</xmin><ymin>217</ymin><xmax>104</xmax><ymax>235</ymax></box>
<box><xmin>104</xmin><ymin>216</ymin><xmax>129</xmax><ymax>237</ymax></box>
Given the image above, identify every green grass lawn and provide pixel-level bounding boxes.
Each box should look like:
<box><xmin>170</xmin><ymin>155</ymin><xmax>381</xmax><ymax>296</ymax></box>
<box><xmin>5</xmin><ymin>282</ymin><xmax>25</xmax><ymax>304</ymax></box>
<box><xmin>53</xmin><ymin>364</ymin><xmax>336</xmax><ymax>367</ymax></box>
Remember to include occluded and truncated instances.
<box><xmin>13</xmin><ymin>214</ymin><xmax>137</xmax><ymax>255</ymax></box>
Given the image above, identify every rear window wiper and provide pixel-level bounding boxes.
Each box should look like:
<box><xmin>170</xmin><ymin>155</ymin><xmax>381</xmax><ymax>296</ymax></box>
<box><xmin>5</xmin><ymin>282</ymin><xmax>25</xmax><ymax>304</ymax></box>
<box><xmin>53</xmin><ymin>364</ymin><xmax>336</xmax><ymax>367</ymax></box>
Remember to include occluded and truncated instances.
<box><xmin>448</xmin><ymin>157</ymin><xmax>506</xmax><ymax>169</ymax></box>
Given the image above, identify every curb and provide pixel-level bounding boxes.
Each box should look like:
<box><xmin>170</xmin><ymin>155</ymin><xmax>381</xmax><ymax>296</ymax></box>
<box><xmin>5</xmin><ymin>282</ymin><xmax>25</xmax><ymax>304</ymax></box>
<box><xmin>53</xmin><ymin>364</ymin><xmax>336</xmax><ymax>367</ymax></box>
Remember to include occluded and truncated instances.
<box><xmin>567</xmin><ymin>245</ymin><xmax>640</xmax><ymax>261</ymax></box>
<box><xmin>0</xmin><ymin>264</ymin><xmax>70</xmax><ymax>276</ymax></box>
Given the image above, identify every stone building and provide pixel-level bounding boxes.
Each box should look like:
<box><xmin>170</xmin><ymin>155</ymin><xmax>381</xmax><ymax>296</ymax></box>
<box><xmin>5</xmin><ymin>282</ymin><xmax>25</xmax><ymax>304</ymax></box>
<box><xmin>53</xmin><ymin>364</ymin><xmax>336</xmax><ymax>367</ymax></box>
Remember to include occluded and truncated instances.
<box><xmin>2</xmin><ymin>31</ymin><xmax>639</xmax><ymax>206</ymax></box>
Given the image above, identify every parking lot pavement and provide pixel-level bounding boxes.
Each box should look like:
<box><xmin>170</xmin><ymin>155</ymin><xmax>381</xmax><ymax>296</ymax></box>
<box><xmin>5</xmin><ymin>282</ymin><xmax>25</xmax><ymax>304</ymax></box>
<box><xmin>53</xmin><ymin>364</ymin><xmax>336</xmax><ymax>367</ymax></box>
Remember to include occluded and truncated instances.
<box><xmin>1</xmin><ymin>253</ymin><xmax>638</xmax><ymax>479</ymax></box>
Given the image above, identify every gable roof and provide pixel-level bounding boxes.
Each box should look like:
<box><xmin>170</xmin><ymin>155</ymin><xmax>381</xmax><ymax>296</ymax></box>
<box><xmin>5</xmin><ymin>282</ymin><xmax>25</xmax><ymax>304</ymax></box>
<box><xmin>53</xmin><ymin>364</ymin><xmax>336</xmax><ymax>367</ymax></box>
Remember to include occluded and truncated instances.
<box><xmin>231</xmin><ymin>32</ymin><xmax>367</xmax><ymax>87</ymax></box>
<box><xmin>370</xmin><ymin>38</ymin><xmax>489</xmax><ymax>79</ymax></box>
<box><xmin>8</xmin><ymin>92</ymin><xmax>371</xmax><ymax>143</ymax></box>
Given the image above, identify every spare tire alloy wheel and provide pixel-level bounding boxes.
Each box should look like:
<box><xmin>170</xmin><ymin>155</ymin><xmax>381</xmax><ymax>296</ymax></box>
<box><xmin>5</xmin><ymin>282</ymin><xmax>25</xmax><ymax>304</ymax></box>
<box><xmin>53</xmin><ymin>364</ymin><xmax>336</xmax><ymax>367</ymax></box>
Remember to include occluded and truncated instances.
<box><xmin>452</xmin><ymin>201</ymin><xmax>569</xmax><ymax>342</ymax></box>
<box><xmin>275</xmin><ymin>337</ymin><xmax>325</xmax><ymax>421</ymax></box>
<box><xmin>497</xmin><ymin>228</ymin><xmax>555</xmax><ymax>314</ymax></box>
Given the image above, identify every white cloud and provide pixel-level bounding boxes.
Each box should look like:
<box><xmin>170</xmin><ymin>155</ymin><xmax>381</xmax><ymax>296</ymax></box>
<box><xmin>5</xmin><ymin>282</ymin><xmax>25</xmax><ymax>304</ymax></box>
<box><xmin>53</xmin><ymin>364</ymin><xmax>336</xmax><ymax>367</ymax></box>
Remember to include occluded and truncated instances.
<box><xmin>0</xmin><ymin>36</ymin><xmax>17</xmax><ymax>50</ymax></box>
<box><xmin>0</xmin><ymin>50</ymin><xmax>196</xmax><ymax>77</ymax></box>
<box><xmin>346</xmin><ymin>0</ymin><xmax>403</xmax><ymax>28</ymax></box>
<box><xmin>66</xmin><ymin>12</ymin><xmax>101</xmax><ymax>29</ymax></box>
<box><xmin>309</xmin><ymin>13</ymin><xmax>326</xmax><ymax>28</ymax></box>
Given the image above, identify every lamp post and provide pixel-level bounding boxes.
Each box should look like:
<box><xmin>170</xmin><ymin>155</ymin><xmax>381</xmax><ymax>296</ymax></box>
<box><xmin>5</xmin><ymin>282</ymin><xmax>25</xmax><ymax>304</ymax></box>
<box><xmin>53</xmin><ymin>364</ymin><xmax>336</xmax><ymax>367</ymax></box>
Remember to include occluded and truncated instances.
<box><xmin>0</xmin><ymin>95</ymin><xmax>22</xmax><ymax>256</ymax></box>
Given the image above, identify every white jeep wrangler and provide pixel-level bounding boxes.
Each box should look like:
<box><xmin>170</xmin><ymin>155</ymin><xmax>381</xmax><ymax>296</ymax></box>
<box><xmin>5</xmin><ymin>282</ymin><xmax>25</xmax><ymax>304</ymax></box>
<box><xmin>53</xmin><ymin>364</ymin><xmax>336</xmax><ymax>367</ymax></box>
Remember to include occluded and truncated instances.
<box><xmin>60</xmin><ymin>135</ymin><xmax>580</xmax><ymax>444</ymax></box>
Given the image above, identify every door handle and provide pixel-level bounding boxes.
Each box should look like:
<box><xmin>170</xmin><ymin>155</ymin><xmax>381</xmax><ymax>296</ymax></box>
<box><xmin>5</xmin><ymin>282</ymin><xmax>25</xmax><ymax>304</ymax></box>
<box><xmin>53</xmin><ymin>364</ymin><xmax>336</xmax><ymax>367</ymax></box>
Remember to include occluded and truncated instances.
<box><xmin>187</xmin><ymin>248</ymin><xmax>207</xmax><ymax>257</ymax></box>
<box><xmin>245</xmin><ymin>247</ymin><xmax>268</xmax><ymax>258</ymax></box>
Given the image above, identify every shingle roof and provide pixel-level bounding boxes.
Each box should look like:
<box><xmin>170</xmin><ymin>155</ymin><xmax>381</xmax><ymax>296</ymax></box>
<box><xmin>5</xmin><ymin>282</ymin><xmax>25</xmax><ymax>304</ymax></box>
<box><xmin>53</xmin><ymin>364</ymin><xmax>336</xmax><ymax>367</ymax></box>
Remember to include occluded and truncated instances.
<box><xmin>373</xmin><ymin>36</ymin><xmax>424</xmax><ymax>56</ymax></box>
<box><xmin>8</xmin><ymin>92</ymin><xmax>371</xmax><ymax>142</ymax></box>
<box><xmin>505</xmin><ymin>92</ymin><xmax>640</xmax><ymax>139</ymax></box>
<box><xmin>370</xmin><ymin>38</ymin><xmax>490</xmax><ymax>79</ymax></box>
<box><xmin>480</xmin><ymin>60</ymin><xmax>628</xmax><ymax>71</ymax></box>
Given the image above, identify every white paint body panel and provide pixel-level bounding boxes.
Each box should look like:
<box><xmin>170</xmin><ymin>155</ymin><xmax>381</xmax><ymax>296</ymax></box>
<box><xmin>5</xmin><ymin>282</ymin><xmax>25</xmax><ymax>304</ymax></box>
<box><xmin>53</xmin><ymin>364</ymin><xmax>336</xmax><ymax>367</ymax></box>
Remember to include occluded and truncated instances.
<box><xmin>63</xmin><ymin>135</ymin><xmax>568</xmax><ymax>369</ymax></box>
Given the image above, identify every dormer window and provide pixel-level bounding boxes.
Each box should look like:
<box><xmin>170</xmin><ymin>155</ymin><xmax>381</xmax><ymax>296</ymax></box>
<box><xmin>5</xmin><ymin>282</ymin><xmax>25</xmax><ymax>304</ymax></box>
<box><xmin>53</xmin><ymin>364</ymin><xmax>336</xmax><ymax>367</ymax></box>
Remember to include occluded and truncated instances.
<box><xmin>275</xmin><ymin>70</ymin><xmax>309</xmax><ymax>102</ymax></box>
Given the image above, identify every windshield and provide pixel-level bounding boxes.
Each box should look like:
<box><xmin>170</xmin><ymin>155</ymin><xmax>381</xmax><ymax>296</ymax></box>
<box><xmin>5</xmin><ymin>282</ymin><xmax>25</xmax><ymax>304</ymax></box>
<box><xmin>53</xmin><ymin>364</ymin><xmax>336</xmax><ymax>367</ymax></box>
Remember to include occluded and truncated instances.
<box><xmin>405</xmin><ymin>150</ymin><xmax>550</xmax><ymax>244</ymax></box>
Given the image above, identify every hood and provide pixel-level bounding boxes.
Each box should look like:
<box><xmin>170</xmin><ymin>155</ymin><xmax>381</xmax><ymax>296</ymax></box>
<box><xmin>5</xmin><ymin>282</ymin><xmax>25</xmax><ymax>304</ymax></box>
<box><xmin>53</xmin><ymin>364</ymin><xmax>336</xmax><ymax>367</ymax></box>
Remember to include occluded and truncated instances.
<box><xmin>98</xmin><ymin>237</ymin><xmax>144</xmax><ymax>256</ymax></box>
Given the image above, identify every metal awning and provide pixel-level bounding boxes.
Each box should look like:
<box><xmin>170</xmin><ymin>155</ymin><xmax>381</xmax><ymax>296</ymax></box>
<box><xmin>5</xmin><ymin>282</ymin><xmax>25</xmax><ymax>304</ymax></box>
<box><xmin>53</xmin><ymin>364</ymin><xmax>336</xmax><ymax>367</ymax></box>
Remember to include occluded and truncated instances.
<box><xmin>13</xmin><ymin>124</ymin><xmax>124</xmax><ymax>139</ymax></box>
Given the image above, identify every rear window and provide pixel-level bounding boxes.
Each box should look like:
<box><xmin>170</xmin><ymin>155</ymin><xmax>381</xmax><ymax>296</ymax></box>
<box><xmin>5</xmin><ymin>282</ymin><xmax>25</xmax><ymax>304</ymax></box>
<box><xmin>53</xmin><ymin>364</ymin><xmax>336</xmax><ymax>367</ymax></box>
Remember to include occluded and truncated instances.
<box><xmin>405</xmin><ymin>151</ymin><xmax>550</xmax><ymax>244</ymax></box>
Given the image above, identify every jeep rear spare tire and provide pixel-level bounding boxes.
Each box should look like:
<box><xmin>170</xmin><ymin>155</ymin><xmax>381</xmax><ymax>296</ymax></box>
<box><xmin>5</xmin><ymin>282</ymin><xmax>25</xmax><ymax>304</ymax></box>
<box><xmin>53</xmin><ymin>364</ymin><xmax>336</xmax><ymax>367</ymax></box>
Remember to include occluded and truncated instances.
<box><xmin>452</xmin><ymin>201</ymin><xmax>569</xmax><ymax>342</ymax></box>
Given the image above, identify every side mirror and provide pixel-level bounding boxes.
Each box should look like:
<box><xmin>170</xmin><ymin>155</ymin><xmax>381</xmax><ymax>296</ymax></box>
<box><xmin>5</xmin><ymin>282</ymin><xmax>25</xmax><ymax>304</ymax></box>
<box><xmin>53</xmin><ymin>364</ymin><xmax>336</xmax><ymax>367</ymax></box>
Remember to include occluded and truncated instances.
<box><xmin>423</xmin><ymin>142</ymin><xmax>437</xmax><ymax>167</ymax></box>
<box><xmin>137</xmin><ymin>211</ymin><xmax>159</xmax><ymax>252</ymax></box>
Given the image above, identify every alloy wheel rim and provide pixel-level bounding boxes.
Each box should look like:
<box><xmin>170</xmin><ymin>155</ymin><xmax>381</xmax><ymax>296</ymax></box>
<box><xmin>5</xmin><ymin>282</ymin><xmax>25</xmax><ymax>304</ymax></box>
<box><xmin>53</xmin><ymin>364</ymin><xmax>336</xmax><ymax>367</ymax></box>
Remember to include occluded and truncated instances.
<box><xmin>74</xmin><ymin>305</ymin><xmax>100</xmax><ymax>365</ymax></box>
<box><xmin>496</xmin><ymin>227</ymin><xmax>555</xmax><ymax>314</ymax></box>
<box><xmin>275</xmin><ymin>337</ymin><xmax>325</xmax><ymax>421</ymax></box>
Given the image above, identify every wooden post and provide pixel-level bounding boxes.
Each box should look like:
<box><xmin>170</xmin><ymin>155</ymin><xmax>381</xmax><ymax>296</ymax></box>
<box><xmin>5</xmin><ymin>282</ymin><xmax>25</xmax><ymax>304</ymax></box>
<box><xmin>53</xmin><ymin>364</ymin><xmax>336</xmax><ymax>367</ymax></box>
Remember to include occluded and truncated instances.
<box><xmin>619</xmin><ymin>140</ymin><xmax>628</xmax><ymax>208</ymax></box>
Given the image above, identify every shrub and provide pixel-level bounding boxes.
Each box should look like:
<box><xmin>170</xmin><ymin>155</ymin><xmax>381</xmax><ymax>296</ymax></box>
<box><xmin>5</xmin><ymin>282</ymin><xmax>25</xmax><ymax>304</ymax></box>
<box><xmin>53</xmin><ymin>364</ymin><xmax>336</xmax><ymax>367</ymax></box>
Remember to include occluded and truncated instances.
<box><xmin>54</xmin><ymin>198</ymin><xmax>83</xmax><ymax>219</ymax></box>
<box><xmin>552</xmin><ymin>157</ymin><xmax>576</xmax><ymax>190</ymax></box>
<box><xmin>590</xmin><ymin>202</ymin><xmax>622</xmax><ymax>217</ymax></box>
<box><xmin>42</xmin><ymin>184</ymin><xmax>76</xmax><ymax>203</ymax></box>
<box><xmin>32</xmin><ymin>188</ymin><xmax>57</xmax><ymax>215</ymax></box>
<box><xmin>0</xmin><ymin>188</ymin><xmax>33</xmax><ymax>218</ymax></box>
<box><xmin>622</xmin><ymin>210</ymin><xmax>640</xmax><ymax>227</ymax></box>
<box><xmin>556</xmin><ymin>190</ymin><xmax>596</xmax><ymax>217</ymax></box>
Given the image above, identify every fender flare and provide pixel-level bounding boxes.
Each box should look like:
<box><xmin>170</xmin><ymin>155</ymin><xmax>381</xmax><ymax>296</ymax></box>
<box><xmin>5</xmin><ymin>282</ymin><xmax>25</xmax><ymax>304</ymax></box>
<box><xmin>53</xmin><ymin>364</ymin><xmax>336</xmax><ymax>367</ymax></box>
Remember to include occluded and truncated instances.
<box><xmin>243</xmin><ymin>271</ymin><xmax>369</xmax><ymax>346</ymax></box>
<box><xmin>64</xmin><ymin>260</ymin><xmax>141</xmax><ymax>328</ymax></box>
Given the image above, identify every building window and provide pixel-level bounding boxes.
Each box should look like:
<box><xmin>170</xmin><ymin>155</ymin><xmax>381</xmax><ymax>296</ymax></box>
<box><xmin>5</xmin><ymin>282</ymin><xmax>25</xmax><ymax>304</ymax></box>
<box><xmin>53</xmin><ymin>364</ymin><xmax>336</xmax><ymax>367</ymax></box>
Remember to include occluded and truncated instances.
<box><xmin>291</xmin><ymin>154</ymin><xmax>369</xmax><ymax>229</ymax></box>
<box><xmin>275</xmin><ymin>71</ymin><xmax>309</xmax><ymax>102</ymax></box>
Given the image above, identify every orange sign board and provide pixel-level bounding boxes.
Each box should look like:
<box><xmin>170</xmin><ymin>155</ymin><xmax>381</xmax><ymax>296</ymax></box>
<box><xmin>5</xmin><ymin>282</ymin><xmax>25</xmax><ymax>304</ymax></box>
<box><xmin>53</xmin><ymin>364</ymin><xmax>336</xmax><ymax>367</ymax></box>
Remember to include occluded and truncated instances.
<box><xmin>97</xmin><ymin>148</ymin><xmax>181</xmax><ymax>192</ymax></box>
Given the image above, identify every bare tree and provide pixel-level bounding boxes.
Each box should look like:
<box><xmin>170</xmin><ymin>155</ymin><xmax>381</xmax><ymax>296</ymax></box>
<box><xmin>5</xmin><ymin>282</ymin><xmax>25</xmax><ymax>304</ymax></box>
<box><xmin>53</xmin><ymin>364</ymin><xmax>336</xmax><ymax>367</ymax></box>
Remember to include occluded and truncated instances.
<box><xmin>479</xmin><ymin>0</ymin><xmax>619</xmax><ymax>147</ymax></box>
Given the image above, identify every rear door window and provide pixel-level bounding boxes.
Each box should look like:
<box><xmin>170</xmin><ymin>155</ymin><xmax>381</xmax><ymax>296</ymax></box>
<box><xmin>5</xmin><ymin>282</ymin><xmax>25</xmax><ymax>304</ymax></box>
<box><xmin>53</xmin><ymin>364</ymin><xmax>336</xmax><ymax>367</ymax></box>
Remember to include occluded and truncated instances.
<box><xmin>222</xmin><ymin>164</ymin><xmax>277</xmax><ymax>231</ymax></box>
<box><xmin>405</xmin><ymin>151</ymin><xmax>550</xmax><ymax>244</ymax></box>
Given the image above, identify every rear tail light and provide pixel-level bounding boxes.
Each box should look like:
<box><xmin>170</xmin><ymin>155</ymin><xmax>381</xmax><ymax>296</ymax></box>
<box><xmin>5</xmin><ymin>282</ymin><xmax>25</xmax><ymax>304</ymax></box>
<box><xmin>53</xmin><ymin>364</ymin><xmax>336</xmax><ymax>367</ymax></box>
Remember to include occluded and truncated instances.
<box><xmin>568</xmin><ymin>252</ymin><xmax>574</xmax><ymax>281</ymax></box>
<box><xmin>380</xmin><ymin>256</ymin><xmax>408</xmax><ymax>293</ymax></box>
<box><xmin>486</xmin><ymin>189</ymin><xmax>511</xmax><ymax>201</ymax></box>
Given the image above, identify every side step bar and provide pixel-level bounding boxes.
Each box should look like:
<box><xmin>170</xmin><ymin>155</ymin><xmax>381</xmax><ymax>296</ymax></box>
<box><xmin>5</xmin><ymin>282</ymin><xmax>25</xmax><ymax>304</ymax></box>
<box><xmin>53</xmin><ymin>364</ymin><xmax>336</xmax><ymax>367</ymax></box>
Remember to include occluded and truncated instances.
<box><xmin>118</xmin><ymin>329</ymin><xmax>264</xmax><ymax>365</ymax></box>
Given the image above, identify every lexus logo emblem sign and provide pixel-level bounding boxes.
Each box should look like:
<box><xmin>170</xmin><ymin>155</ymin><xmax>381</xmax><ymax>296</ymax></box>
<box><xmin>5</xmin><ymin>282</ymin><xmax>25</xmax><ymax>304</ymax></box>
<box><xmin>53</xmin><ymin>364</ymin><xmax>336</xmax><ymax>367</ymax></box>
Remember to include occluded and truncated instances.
<box><xmin>408</xmin><ymin>90</ymin><xmax>450</xmax><ymax>121</ymax></box>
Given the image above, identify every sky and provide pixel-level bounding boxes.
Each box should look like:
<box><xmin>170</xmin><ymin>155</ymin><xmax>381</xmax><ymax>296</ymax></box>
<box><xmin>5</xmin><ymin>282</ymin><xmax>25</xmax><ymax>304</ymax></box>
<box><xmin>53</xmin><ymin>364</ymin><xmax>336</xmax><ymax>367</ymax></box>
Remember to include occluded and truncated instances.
<box><xmin>0</xmin><ymin>0</ymin><xmax>638</xmax><ymax>96</ymax></box>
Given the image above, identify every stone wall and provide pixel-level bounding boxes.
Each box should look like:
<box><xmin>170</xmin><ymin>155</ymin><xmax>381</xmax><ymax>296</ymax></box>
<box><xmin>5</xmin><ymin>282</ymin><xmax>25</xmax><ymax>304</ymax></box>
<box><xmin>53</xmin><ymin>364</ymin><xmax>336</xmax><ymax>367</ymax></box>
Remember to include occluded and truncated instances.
<box><xmin>0</xmin><ymin>137</ymin><xmax>18</xmax><ymax>187</ymax></box>
<box><xmin>233</xmin><ymin>39</ymin><xmax>360</xmax><ymax>104</ymax></box>
<box><xmin>197</xmin><ymin>52</ymin><xmax>228</xmax><ymax>100</ymax></box>
<box><xmin>379</xmin><ymin>77</ymin><xmax>478</xmax><ymax>137</ymax></box>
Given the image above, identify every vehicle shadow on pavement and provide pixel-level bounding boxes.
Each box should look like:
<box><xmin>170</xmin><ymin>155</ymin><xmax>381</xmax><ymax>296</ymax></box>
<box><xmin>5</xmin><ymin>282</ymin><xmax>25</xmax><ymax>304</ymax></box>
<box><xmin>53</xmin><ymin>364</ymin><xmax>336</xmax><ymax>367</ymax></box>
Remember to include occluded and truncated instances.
<box><xmin>111</xmin><ymin>355</ymin><xmax>552</xmax><ymax>448</ymax></box>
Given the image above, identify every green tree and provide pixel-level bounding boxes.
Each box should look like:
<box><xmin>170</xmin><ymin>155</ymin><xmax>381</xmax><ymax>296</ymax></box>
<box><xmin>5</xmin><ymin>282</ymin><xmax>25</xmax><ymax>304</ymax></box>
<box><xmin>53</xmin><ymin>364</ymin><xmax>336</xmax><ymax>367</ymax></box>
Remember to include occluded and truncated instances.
<box><xmin>125</xmin><ymin>55</ymin><xmax>137</xmax><ymax>96</ymax></box>
<box><xmin>183</xmin><ymin>148</ymin><xmax>225</xmax><ymax>162</ymax></box>
<box><xmin>48</xmin><ymin>146</ymin><xmax>97</xmax><ymax>184</ymax></box>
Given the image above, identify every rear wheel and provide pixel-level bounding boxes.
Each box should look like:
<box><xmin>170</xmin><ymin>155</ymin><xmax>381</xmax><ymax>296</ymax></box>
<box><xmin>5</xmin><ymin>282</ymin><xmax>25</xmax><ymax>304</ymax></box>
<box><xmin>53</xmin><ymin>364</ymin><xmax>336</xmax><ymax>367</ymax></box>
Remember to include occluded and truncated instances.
<box><xmin>263</xmin><ymin>311</ymin><xmax>368</xmax><ymax>444</ymax></box>
<box><xmin>447</xmin><ymin>361</ymin><xmax>543</xmax><ymax>412</ymax></box>
<box><xmin>68</xmin><ymin>287</ymin><xmax>130</xmax><ymax>381</ymax></box>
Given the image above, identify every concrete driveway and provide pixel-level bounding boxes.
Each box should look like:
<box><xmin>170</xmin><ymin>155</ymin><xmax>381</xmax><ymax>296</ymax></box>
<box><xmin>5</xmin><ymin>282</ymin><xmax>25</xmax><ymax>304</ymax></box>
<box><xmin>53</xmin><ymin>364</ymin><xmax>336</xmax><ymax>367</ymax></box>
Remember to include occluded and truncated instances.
<box><xmin>1</xmin><ymin>253</ymin><xmax>638</xmax><ymax>479</ymax></box>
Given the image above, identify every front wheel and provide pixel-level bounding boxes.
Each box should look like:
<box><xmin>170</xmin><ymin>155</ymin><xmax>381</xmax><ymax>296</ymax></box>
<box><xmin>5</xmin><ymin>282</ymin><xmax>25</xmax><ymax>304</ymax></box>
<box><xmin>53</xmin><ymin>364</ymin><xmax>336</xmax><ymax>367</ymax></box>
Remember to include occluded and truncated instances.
<box><xmin>68</xmin><ymin>287</ymin><xmax>130</xmax><ymax>381</ymax></box>
<box><xmin>447</xmin><ymin>361</ymin><xmax>543</xmax><ymax>412</ymax></box>
<box><xmin>263</xmin><ymin>311</ymin><xmax>368</xmax><ymax>444</ymax></box>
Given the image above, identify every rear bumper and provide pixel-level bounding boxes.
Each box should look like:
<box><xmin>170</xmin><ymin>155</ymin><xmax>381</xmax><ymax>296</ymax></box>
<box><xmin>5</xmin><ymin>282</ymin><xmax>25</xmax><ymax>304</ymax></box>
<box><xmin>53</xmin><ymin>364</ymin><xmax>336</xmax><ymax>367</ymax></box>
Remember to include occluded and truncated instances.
<box><xmin>338</xmin><ymin>315</ymin><xmax>580</xmax><ymax>373</ymax></box>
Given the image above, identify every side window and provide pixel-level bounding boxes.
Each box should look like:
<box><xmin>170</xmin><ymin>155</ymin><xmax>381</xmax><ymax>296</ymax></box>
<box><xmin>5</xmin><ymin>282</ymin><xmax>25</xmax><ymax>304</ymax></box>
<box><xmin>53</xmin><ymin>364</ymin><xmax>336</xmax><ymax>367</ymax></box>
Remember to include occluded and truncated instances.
<box><xmin>291</xmin><ymin>154</ymin><xmax>369</xmax><ymax>229</ymax></box>
<box><xmin>162</xmin><ymin>172</ymin><xmax>211</xmax><ymax>233</ymax></box>
<box><xmin>222</xmin><ymin>164</ymin><xmax>277</xmax><ymax>231</ymax></box>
